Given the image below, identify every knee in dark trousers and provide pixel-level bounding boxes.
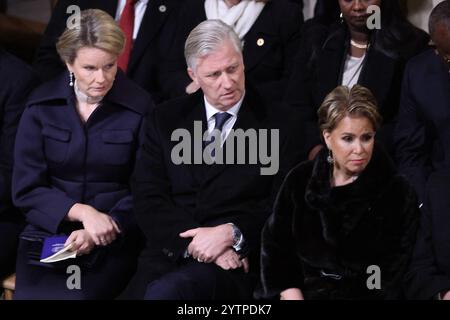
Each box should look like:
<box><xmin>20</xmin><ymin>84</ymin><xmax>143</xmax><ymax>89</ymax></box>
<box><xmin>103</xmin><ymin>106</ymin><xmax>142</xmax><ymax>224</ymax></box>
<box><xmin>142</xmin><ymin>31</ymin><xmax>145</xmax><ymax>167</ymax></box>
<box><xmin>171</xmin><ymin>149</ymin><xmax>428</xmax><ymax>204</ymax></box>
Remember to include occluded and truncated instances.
<box><xmin>144</xmin><ymin>261</ymin><xmax>254</xmax><ymax>300</ymax></box>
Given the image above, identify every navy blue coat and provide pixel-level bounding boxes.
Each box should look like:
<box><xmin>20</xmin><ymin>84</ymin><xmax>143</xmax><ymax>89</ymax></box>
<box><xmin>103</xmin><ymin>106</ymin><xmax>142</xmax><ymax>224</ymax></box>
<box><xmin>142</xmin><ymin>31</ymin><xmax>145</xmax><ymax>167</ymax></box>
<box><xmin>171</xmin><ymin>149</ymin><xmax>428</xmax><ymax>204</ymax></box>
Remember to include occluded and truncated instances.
<box><xmin>12</xmin><ymin>70</ymin><xmax>154</xmax><ymax>299</ymax></box>
<box><xmin>395</xmin><ymin>49</ymin><xmax>450</xmax><ymax>203</ymax></box>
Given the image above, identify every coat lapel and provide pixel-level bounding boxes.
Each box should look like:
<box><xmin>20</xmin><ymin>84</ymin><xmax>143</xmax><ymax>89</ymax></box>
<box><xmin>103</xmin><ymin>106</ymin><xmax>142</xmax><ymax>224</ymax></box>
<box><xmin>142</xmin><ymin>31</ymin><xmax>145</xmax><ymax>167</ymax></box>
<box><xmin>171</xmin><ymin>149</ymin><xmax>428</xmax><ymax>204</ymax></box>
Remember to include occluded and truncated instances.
<box><xmin>359</xmin><ymin>47</ymin><xmax>396</xmax><ymax>112</ymax></box>
<box><xmin>179</xmin><ymin>93</ymin><xmax>207</xmax><ymax>184</ymax></box>
<box><xmin>241</xmin><ymin>2</ymin><xmax>274</xmax><ymax>73</ymax></box>
<box><xmin>315</xmin><ymin>27</ymin><xmax>347</xmax><ymax>103</ymax></box>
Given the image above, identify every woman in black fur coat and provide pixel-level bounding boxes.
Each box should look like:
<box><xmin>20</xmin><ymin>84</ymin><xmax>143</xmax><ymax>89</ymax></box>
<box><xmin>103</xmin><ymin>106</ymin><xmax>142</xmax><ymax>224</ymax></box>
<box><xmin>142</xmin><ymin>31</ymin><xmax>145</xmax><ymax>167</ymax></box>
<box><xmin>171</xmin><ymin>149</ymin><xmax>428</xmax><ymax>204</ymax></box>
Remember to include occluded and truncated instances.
<box><xmin>258</xmin><ymin>85</ymin><xmax>420</xmax><ymax>300</ymax></box>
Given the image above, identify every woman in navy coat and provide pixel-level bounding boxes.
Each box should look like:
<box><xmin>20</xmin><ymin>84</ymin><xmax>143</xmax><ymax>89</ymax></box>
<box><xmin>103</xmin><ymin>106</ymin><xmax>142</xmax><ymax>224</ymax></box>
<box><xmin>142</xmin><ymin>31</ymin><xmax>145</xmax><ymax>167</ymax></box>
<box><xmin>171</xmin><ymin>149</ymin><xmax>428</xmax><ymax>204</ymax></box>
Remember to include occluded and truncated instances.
<box><xmin>0</xmin><ymin>49</ymin><xmax>38</xmax><ymax>280</ymax></box>
<box><xmin>12</xmin><ymin>9</ymin><xmax>154</xmax><ymax>299</ymax></box>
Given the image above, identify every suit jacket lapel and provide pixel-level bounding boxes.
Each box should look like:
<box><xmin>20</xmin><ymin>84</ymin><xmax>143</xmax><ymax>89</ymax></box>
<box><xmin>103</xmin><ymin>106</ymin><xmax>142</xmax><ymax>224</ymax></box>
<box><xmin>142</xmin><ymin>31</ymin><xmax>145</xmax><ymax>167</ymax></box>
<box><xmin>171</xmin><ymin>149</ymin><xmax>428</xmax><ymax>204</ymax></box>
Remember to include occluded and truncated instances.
<box><xmin>241</xmin><ymin>3</ymin><xmax>273</xmax><ymax>73</ymax></box>
<box><xmin>315</xmin><ymin>27</ymin><xmax>347</xmax><ymax>103</ymax></box>
<box><xmin>359</xmin><ymin>47</ymin><xmax>396</xmax><ymax>112</ymax></box>
<box><xmin>128</xmin><ymin>0</ymin><xmax>177</xmax><ymax>73</ymax></box>
<box><xmin>178</xmin><ymin>93</ymin><xmax>207</xmax><ymax>184</ymax></box>
<box><xmin>430</xmin><ymin>55</ymin><xmax>450</xmax><ymax>118</ymax></box>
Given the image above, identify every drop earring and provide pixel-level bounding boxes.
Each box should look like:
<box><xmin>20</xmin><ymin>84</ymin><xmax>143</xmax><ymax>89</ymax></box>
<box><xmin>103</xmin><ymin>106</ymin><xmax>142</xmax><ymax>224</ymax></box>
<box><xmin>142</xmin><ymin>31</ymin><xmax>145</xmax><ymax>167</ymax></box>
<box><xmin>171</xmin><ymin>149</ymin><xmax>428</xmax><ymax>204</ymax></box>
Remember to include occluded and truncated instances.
<box><xmin>69</xmin><ymin>72</ymin><xmax>74</xmax><ymax>87</ymax></box>
<box><xmin>340</xmin><ymin>12</ymin><xmax>344</xmax><ymax>24</ymax></box>
<box><xmin>327</xmin><ymin>149</ymin><xmax>334</xmax><ymax>164</ymax></box>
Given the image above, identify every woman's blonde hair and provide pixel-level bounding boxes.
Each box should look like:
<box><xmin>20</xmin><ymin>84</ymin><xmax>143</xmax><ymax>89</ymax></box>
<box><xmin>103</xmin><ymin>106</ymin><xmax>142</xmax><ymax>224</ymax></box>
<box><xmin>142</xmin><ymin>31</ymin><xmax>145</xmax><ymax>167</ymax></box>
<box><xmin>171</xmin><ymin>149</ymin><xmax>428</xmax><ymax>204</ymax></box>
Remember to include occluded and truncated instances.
<box><xmin>56</xmin><ymin>9</ymin><xmax>125</xmax><ymax>64</ymax></box>
<box><xmin>318</xmin><ymin>85</ymin><xmax>382</xmax><ymax>133</ymax></box>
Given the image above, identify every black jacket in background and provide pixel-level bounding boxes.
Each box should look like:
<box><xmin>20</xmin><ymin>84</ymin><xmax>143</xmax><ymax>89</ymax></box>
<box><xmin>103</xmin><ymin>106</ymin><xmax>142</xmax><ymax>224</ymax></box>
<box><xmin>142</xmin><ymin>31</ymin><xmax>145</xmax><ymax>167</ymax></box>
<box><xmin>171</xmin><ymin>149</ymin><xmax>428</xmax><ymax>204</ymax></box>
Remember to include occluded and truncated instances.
<box><xmin>285</xmin><ymin>21</ymin><xmax>429</xmax><ymax>156</ymax></box>
<box><xmin>405</xmin><ymin>169</ymin><xmax>450</xmax><ymax>300</ymax></box>
<box><xmin>0</xmin><ymin>50</ymin><xmax>38</xmax><ymax>223</ymax></box>
<box><xmin>159</xmin><ymin>0</ymin><xmax>303</xmax><ymax>103</ymax></box>
<box><xmin>395</xmin><ymin>49</ymin><xmax>450</xmax><ymax>202</ymax></box>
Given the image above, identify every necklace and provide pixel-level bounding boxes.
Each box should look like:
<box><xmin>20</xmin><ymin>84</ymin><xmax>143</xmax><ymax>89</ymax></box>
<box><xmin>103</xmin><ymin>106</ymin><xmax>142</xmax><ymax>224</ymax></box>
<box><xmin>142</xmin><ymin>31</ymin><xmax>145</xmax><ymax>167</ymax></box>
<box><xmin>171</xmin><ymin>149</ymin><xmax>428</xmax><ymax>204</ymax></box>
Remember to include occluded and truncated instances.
<box><xmin>350</xmin><ymin>39</ymin><xmax>368</xmax><ymax>49</ymax></box>
<box><xmin>74</xmin><ymin>80</ymin><xmax>104</xmax><ymax>105</ymax></box>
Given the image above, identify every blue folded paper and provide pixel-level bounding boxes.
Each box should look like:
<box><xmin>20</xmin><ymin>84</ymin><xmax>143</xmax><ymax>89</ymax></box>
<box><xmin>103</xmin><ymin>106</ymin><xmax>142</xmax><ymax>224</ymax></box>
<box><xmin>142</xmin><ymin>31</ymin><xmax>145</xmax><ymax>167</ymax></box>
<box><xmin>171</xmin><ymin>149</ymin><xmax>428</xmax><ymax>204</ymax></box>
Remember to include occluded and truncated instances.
<box><xmin>40</xmin><ymin>235</ymin><xmax>76</xmax><ymax>263</ymax></box>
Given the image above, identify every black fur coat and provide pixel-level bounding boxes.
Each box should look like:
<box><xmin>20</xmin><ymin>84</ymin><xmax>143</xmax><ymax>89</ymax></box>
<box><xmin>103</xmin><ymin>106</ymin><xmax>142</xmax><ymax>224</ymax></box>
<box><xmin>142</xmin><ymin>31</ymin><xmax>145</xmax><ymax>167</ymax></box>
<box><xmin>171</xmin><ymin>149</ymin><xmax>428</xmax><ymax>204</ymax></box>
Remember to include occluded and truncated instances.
<box><xmin>258</xmin><ymin>145</ymin><xmax>419</xmax><ymax>300</ymax></box>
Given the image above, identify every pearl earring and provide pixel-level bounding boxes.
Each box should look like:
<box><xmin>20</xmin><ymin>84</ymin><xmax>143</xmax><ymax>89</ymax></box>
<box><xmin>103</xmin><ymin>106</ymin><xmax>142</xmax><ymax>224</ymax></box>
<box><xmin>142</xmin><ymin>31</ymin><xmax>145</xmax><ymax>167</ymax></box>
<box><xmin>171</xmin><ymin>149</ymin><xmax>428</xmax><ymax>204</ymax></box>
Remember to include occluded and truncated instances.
<box><xmin>327</xmin><ymin>149</ymin><xmax>334</xmax><ymax>164</ymax></box>
<box><xmin>69</xmin><ymin>72</ymin><xmax>74</xmax><ymax>87</ymax></box>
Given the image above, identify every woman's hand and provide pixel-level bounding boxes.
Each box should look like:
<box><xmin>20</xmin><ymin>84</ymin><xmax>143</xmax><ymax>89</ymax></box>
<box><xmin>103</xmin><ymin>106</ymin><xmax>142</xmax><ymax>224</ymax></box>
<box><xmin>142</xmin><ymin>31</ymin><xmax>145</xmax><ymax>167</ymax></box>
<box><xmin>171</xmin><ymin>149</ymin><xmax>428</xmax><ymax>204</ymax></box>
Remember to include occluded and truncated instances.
<box><xmin>280</xmin><ymin>288</ymin><xmax>304</xmax><ymax>300</ymax></box>
<box><xmin>67</xmin><ymin>203</ymin><xmax>121</xmax><ymax>246</ymax></box>
<box><xmin>65</xmin><ymin>230</ymin><xmax>95</xmax><ymax>255</ymax></box>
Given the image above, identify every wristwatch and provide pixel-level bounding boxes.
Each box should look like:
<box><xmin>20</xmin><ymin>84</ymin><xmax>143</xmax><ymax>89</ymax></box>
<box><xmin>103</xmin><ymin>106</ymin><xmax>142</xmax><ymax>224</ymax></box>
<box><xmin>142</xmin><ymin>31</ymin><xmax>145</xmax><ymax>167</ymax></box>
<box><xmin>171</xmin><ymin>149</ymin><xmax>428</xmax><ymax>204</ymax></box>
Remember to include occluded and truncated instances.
<box><xmin>228</xmin><ymin>223</ymin><xmax>243</xmax><ymax>252</ymax></box>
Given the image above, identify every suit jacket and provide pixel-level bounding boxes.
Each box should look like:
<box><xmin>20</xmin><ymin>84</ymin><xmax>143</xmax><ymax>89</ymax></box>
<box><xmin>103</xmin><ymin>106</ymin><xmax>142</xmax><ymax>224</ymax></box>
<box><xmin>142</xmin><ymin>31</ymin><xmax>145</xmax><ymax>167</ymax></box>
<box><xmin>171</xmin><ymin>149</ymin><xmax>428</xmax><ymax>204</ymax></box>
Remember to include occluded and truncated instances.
<box><xmin>159</xmin><ymin>0</ymin><xmax>303</xmax><ymax>102</ymax></box>
<box><xmin>404</xmin><ymin>169</ymin><xmax>450</xmax><ymax>300</ymax></box>
<box><xmin>12</xmin><ymin>70</ymin><xmax>154</xmax><ymax>240</ymax></box>
<box><xmin>258</xmin><ymin>145</ymin><xmax>420</xmax><ymax>300</ymax></box>
<box><xmin>285</xmin><ymin>22</ymin><xmax>429</xmax><ymax>156</ymax></box>
<box><xmin>395</xmin><ymin>49</ymin><xmax>450</xmax><ymax>202</ymax></box>
<box><xmin>33</xmin><ymin>0</ymin><xmax>181</xmax><ymax>103</ymax></box>
<box><xmin>0</xmin><ymin>50</ymin><xmax>38</xmax><ymax>223</ymax></box>
<box><xmin>127</xmin><ymin>86</ymin><xmax>303</xmax><ymax>297</ymax></box>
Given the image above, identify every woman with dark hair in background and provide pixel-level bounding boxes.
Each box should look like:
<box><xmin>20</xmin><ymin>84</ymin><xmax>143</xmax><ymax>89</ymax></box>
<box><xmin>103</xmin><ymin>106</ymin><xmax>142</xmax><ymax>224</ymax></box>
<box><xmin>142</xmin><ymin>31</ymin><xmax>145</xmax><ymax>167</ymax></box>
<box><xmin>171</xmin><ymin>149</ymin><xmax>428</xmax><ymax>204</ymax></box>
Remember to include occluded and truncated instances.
<box><xmin>285</xmin><ymin>0</ymin><xmax>429</xmax><ymax>160</ymax></box>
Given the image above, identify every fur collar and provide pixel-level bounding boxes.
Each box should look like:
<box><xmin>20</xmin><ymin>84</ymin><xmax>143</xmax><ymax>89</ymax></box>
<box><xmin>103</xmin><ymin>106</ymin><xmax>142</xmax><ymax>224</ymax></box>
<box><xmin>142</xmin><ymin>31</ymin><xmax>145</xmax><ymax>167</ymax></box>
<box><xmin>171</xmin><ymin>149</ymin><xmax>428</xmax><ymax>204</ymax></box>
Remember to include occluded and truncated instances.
<box><xmin>304</xmin><ymin>144</ymin><xmax>396</xmax><ymax>245</ymax></box>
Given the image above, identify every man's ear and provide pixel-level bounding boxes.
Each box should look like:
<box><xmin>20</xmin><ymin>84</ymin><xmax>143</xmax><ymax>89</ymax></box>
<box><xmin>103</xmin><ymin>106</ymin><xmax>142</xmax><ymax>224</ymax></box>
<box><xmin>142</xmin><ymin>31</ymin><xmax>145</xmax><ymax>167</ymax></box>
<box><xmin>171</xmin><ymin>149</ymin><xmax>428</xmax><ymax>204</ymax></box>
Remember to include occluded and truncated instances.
<box><xmin>187</xmin><ymin>67</ymin><xmax>198</xmax><ymax>85</ymax></box>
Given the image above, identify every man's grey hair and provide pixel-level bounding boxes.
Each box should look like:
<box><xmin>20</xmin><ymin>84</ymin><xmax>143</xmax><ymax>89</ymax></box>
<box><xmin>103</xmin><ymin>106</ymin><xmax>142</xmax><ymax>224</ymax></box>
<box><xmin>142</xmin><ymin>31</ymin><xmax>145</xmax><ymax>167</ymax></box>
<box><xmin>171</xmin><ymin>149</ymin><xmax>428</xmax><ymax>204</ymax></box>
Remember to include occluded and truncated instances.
<box><xmin>184</xmin><ymin>19</ymin><xmax>243</xmax><ymax>71</ymax></box>
<box><xmin>429</xmin><ymin>0</ymin><xmax>450</xmax><ymax>36</ymax></box>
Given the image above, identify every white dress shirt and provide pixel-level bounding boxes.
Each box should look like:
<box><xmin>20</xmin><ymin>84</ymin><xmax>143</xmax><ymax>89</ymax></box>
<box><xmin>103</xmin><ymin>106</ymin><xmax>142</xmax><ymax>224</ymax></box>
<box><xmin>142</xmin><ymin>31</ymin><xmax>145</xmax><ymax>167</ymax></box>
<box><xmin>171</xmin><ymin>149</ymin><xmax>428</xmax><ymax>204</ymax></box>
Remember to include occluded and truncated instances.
<box><xmin>115</xmin><ymin>0</ymin><xmax>149</xmax><ymax>40</ymax></box>
<box><xmin>204</xmin><ymin>94</ymin><xmax>245</xmax><ymax>145</ymax></box>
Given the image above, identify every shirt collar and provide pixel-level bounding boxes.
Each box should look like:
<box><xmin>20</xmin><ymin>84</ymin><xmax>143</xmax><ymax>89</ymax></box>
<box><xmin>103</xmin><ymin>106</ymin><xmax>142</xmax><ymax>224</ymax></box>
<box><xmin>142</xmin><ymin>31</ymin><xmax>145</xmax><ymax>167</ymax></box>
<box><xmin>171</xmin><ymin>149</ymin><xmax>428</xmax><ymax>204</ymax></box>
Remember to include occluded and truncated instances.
<box><xmin>204</xmin><ymin>92</ymin><xmax>245</xmax><ymax>121</ymax></box>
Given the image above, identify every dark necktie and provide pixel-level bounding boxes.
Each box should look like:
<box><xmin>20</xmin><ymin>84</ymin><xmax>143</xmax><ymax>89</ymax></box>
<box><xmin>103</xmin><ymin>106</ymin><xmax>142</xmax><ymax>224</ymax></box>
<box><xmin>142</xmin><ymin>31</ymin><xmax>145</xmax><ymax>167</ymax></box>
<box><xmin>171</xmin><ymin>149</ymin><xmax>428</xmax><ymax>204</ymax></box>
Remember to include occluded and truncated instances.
<box><xmin>206</xmin><ymin>112</ymin><xmax>232</xmax><ymax>158</ymax></box>
<box><xmin>118</xmin><ymin>0</ymin><xmax>136</xmax><ymax>73</ymax></box>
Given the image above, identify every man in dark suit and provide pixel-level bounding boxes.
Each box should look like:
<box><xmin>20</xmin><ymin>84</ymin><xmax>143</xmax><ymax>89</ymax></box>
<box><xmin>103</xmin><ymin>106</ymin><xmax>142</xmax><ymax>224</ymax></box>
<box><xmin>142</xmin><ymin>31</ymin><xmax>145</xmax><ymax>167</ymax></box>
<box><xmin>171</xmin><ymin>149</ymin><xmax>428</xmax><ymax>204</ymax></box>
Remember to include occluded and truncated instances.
<box><xmin>0</xmin><ymin>49</ymin><xmax>38</xmax><ymax>280</ymax></box>
<box><xmin>33</xmin><ymin>0</ymin><xmax>181</xmax><ymax>103</ymax></box>
<box><xmin>400</xmin><ymin>1</ymin><xmax>450</xmax><ymax>300</ymax></box>
<box><xmin>124</xmin><ymin>19</ymin><xmax>302</xmax><ymax>299</ymax></box>
<box><xmin>395</xmin><ymin>0</ymin><xmax>450</xmax><ymax>202</ymax></box>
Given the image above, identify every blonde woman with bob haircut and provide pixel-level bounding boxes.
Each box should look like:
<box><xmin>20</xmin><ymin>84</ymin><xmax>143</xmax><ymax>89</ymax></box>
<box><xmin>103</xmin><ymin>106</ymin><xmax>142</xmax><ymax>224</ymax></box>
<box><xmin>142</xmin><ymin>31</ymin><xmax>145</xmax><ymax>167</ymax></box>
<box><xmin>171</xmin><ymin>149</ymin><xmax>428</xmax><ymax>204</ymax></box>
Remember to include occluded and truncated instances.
<box><xmin>12</xmin><ymin>9</ymin><xmax>154</xmax><ymax>299</ymax></box>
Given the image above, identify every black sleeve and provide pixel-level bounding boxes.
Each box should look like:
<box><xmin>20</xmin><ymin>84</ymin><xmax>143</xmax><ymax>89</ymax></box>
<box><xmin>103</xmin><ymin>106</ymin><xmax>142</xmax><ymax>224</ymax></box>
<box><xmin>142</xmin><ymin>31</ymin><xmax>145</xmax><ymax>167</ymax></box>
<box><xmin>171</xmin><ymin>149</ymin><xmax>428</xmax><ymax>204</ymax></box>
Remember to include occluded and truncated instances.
<box><xmin>0</xmin><ymin>55</ymin><xmax>38</xmax><ymax>222</ymax></box>
<box><xmin>394</xmin><ymin>62</ymin><xmax>432</xmax><ymax>203</ymax></box>
<box><xmin>283</xmin><ymin>23</ymin><xmax>323</xmax><ymax>155</ymax></box>
<box><xmin>404</xmin><ymin>173</ymin><xmax>450</xmax><ymax>300</ymax></box>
